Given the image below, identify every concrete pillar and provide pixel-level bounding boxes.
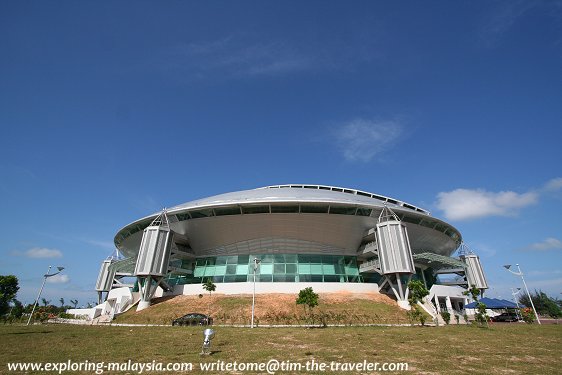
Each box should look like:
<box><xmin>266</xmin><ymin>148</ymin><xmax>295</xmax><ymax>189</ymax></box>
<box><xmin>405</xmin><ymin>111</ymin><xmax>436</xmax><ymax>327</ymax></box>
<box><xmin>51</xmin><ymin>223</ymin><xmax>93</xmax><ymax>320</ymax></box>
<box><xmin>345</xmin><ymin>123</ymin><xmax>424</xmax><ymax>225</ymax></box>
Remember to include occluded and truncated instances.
<box><xmin>445</xmin><ymin>296</ymin><xmax>453</xmax><ymax>312</ymax></box>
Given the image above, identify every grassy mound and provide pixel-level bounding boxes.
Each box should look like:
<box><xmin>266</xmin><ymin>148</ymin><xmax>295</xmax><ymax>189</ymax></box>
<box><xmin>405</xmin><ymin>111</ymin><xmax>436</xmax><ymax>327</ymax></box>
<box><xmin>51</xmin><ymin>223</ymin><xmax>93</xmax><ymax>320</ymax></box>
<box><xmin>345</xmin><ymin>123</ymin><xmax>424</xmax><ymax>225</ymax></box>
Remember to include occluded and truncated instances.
<box><xmin>114</xmin><ymin>292</ymin><xmax>412</xmax><ymax>325</ymax></box>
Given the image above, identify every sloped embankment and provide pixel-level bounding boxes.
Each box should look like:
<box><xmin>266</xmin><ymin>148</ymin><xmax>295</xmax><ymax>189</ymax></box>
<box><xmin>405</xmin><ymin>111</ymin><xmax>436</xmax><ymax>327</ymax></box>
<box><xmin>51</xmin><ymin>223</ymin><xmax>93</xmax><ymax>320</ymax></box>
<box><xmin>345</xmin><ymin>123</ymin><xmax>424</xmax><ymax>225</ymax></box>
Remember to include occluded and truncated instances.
<box><xmin>114</xmin><ymin>292</ymin><xmax>410</xmax><ymax>325</ymax></box>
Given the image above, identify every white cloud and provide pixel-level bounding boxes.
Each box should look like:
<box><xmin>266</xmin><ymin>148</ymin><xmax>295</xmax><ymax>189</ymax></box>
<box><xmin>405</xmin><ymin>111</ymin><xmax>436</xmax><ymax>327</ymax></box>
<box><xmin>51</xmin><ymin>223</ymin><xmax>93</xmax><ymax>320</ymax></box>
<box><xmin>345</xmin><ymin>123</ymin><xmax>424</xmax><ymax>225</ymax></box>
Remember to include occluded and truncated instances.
<box><xmin>436</xmin><ymin>188</ymin><xmax>538</xmax><ymax>221</ymax></box>
<box><xmin>544</xmin><ymin>177</ymin><xmax>562</xmax><ymax>192</ymax></box>
<box><xmin>46</xmin><ymin>274</ymin><xmax>70</xmax><ymax>284</ymax></box>
<box><xmin>170</xmin><ymin>37</ymin><xmax>311</xmax><ymax>78</ymax></box>
<box><xmin>13</xmin><ymin>247</ymin><xmax>63</xmax><ymax>259</ymax></box>
<box><xmin>333</xmin><ymin>119</ymin><xmax>403</xmax><ymax>162</ymax></box>
<box><xmin>478</xmin><ymin>1</ymin><xmax>537</xmax><ymax>47</ymax></box>
<box><xmin>523</xmin><ymin>237</ymin><xmax>562</xmax><ymax>252</ymax></box>
<box><xmin>82</xmin><ymin>239</ymin><xmax>115</xmax><ymax>250</ymax></box>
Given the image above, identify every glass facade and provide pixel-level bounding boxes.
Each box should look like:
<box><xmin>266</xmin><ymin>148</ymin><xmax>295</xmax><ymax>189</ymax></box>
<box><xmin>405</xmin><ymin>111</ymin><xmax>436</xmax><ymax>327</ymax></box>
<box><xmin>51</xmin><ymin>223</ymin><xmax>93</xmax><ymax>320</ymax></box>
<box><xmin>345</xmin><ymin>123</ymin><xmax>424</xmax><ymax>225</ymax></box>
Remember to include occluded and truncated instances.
<box><xmin>166</xmin><ymin>254</ymin><xmax>364</xmax><ymax>286</ymax></box>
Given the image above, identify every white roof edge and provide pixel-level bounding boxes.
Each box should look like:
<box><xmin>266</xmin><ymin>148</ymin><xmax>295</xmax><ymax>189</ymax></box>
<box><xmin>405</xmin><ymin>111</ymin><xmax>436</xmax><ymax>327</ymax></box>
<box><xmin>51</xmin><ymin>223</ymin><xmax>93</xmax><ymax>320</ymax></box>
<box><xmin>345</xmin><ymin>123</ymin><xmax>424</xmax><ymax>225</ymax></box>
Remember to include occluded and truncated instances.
<box><xmin>257</xmin><ymin>184</ymin><xmax>430</xmax><ymax>215</ymax></box>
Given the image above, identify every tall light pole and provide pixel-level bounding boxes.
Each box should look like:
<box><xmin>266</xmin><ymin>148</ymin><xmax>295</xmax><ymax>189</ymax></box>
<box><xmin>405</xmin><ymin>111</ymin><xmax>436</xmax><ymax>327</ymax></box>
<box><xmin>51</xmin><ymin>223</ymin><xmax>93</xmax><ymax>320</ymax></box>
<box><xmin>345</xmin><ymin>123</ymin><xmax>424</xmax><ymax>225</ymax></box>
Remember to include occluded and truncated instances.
<box><xmin>504</xmin><ymin>264</ymin><xmax>540</xmax><ymax>324</ymax></box>
<box><xmin>27</xmin><ymin>266</ymin><xmax>65</xmax><ymax>326</ymax></box>
<box><xmin>511</xmin><ymin>287</ymin><xmax>522</xmax><ymax>320</ymax></box>
<box><xmin>251</xmin><ymin>258</ymin><xmax>261</xmax><ymax>329</ymax></box>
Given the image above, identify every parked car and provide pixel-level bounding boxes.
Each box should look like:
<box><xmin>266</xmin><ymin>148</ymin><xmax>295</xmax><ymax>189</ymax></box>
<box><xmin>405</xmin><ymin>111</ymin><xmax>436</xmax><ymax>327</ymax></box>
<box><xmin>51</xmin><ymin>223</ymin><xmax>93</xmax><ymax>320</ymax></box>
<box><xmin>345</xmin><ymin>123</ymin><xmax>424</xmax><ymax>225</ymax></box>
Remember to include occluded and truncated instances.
<box><xmin>172</xmin><ymin>313</ymin><xmax>213</xmax><ymax>326</ymax></box>
<box><xmin>490</xmin><ymin>312</ymin><xmax>519</xmax><ymax>322</ymax></box>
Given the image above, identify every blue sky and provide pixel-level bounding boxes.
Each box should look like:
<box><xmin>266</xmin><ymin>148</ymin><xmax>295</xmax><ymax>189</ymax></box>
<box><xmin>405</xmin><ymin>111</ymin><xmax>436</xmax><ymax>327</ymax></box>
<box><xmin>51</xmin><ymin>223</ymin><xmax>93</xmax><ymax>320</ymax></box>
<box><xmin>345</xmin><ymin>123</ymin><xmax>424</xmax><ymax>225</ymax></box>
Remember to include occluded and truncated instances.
<box><xmin>1</xmin><ymin>1</ymin><xmax>561</xmax><ymax>307</ymax></box>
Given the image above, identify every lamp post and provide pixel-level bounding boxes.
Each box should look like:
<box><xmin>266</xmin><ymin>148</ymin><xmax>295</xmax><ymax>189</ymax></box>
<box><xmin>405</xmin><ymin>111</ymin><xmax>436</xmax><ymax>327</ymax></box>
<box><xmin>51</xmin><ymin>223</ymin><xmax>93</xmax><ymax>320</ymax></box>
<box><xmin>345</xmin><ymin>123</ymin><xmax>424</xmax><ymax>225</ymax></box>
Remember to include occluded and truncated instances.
<box><xmin>251</xmin><ymin>258</ymin><xmax>261</xmax><ymax>328</ymax></box>
<box><xmin>503</xmin><ymin>264</ymin><xmax>540</xmax><ymax>324</ymax></box>
<box><xmin>27</xmin><ymin>266</ymin><xmax>65</xmax><ymax>326</ymax></box>
<box><xmin>511</xmin><ymin>287</ymin><xmax>522</xmax><ymax>320</ymax></box>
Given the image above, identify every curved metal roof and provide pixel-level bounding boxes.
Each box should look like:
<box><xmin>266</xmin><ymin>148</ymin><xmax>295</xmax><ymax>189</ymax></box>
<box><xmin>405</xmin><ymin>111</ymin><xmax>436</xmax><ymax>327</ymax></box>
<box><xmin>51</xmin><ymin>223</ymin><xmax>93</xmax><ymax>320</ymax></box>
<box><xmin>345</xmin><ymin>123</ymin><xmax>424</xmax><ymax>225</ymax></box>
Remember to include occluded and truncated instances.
<box><xmin>115</xmin><ymin>185</ymin><xmax>461</xmax><ymax>251</ymax></box>
<box><xmin>166</xmin><ymin>184</ymin><xmax>430</xmax><ymax>215</ymax></box>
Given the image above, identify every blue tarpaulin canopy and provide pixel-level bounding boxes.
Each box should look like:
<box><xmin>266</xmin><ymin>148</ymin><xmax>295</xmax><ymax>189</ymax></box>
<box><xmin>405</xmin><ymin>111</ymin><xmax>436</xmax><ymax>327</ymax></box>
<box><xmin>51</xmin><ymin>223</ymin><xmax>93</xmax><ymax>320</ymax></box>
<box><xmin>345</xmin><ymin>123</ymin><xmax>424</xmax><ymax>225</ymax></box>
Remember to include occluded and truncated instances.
<box><xmin>465</xmin><ymin>297</ymin><xmax>518</xmax><ymax>309</ymax></box>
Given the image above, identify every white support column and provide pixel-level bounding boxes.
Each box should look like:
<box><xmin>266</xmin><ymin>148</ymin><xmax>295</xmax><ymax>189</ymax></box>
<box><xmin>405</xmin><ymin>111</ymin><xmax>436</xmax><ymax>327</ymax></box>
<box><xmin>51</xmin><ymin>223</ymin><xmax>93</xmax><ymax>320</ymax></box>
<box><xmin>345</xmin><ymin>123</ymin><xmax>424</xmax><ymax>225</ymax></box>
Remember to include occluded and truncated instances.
<box><xmin>395</xmin><ymin>273</ymin><xmax>404</xmax><ymax>300</ymax></box>
<box><xmin>445</xmin><ymin>296</ymin><xmax>453</xmax><ymax>312</ymax></box>
<box><xmin>420</xmin><ymin>268</ymin><xmax>428</xmax><ymax>289</ymax></box>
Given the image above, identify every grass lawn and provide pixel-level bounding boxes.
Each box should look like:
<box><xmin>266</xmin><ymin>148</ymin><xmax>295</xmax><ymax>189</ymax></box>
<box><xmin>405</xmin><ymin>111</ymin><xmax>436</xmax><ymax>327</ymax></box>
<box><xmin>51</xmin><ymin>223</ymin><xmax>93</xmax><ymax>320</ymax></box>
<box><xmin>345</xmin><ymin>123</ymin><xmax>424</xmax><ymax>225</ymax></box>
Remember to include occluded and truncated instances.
<box><xmin>1</xmin><ymin>323</ymin><xmax>561</xmax><ymax>374</ymax></box>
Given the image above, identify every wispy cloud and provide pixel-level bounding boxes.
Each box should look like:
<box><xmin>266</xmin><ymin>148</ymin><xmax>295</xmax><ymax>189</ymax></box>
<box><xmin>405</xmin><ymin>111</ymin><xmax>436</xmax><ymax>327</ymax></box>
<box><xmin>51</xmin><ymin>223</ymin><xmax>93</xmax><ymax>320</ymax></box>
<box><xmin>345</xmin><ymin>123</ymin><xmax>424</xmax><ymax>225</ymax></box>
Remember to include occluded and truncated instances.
<box><xmin>81</xmin><ymin>239</ymin><xmax>115</xmax><ymax>250</ymax></box>
<box><xmin>543</xmin><ymin>177</ymin><xmax>562</xmax><ymax>192</ymax></box>
<box><xmin>153</xmin><ymin>29</ymin><xmax>384</xmax><ymax>82</ymax></box>
<box><xmin>478</xmin><ymin>0</ymin><xmax>538</xmax><ymax>47</ymax></box>
<box><xmin>166</xmin><ymin>36</ymin><xmax>312</xmax><ymax>79</ymax></box>
<box><xmin>436</xmin><ymin>188</ymin><xmax>538</xmax><ymax>221</ymax></box>
<box><xmin>332</xmin><ymin>119</ymin><xmax>403</xmax><ymax>163</ymax></box>
<box><xmin>12</xmin><ymin>247</ymin><xmax>63</xmax><ymax>259</ymax></box>
<box><xmin>46</xmin><ymin>274</ymin><xmax>70</xmax><ymax>284</ymax></box>
<box><xmin>521</xmin><ymin>237</ymin><xmax>562</xmax><ymax>252</ymax></box>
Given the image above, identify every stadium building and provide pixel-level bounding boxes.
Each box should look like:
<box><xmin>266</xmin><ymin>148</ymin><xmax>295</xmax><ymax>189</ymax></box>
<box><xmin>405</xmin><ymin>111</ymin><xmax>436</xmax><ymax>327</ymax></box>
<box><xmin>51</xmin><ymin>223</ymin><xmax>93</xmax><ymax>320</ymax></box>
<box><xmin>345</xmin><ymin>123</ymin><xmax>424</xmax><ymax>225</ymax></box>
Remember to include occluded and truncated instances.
<box><xmin>86</xmin><ymin>185</ymin><xmax>488</xmax><ymax>320</ymax></box>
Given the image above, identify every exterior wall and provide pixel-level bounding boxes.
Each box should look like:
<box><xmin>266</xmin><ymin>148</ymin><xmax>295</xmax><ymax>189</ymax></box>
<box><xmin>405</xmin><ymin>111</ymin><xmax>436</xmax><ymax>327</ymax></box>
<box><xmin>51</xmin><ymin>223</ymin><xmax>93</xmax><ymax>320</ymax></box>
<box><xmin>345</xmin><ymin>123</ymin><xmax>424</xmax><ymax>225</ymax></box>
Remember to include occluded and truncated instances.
<box><xmin>153</xmin><ymin>281</ymin><xmax>380</xmax><ymax>297</ymax></box>
<box><xmin>429</xmin><ymin>284</ymin><xmax>467</xmax><ymax>299</ymax></box>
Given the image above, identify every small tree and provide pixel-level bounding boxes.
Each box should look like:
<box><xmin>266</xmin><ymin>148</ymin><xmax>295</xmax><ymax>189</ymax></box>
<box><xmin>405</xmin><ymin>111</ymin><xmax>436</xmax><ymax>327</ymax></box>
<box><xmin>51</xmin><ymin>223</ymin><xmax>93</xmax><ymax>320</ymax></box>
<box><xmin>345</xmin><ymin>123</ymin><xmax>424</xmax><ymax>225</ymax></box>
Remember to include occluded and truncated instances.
<box><xmin>203</xmin><ymin>279</ymin><xmax>216</xmax><ymax>297</ymax></box>
<box><xmin>519</xmin><ymin>290</ymin><xmax>561</xmax><ymax>318</ymax></box>
<box><xmin>0</xmin><ymin>275</ymin><xmax>19</xmax><ymax>317</ymax></box>
<box><xmin>59</xmin><ymin>298</ymin><xmax>65</xmax><ymax>308</ymax></box>
<box><xmin>441</xmin><ymin>311</ymin><xmax>451</xmax><ymax>325</ymax></box>
<box><xmin>10</xmin><ymin>300</ymin><xmax>24</xmax><ymax>320</ymax></box>
<box><xmin>407</xmin><ymin>280</ymin><xmax>429</xmax><ymax>326</ymax></box>
<box><xmin>41</xmin><ymin>298</ymin><xmax>51</xmax><ymax>307</ymax></box>
<box><xmin>70</xmin><ymin>299</ymin><xmax>79</xmax><ymax>309</ymax></box>
<box><xmin>463</xmin><ymin>286</ymin><xmax>488</xmax><ymax>327</ymax></box>
<box><xmin>521</xmin><ymin>307</ymin><xmax>536</xmax><ymax>324</ymax></box>
<box><xmin>296</xmin><ymin>287</ymin><xmax>319</xmax><ymax>324</ymax></box>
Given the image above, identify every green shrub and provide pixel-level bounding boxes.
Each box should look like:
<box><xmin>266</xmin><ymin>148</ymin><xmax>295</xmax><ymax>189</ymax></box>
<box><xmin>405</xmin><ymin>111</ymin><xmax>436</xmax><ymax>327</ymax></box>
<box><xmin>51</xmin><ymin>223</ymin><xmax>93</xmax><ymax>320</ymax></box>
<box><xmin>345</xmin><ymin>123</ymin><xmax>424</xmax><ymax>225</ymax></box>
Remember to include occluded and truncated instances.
<box><xmin>441</xmin><ymin>311</ymin><xmax>451</xmax><ymax>325</ymax></box>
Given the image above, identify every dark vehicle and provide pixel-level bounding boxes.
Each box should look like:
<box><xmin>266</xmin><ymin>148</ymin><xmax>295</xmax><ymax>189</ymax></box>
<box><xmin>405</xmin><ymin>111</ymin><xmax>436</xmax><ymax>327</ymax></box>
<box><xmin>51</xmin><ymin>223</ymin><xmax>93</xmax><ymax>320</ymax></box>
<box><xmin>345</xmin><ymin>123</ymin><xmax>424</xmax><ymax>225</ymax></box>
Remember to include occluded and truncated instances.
<box><xmin>172</xmin><ymin>313</ymin><xmax>213</xmax><ymax>326</ymax></box>
<box><xmin>491</xmin><ymin>312</ymin><xmax>519</xmax><ymax>322</ymax></box>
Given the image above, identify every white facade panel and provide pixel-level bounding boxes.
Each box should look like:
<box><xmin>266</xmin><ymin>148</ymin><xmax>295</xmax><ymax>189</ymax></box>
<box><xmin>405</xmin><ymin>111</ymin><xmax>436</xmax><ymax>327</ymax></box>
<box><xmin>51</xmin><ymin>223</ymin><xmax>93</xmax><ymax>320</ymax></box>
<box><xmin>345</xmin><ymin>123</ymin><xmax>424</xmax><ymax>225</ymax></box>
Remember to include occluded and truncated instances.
<box><xmin>464</xmin><ymin>254</ymin><xmax>488</xmax><ymax>289</ymax></box>
<box><xmin>134</xmin><ymin>226</ymin><xmax>172</xmax><ymax>276</ymax></box>
<box><xmin>376</xmin><ymin>221</ymin><xmax>415</xmax><ymax>274</ymax></box>
<box><xmin>95</xmin><ymin>260</ymin><xmax>115</xmax><ymax>292</ymax></box>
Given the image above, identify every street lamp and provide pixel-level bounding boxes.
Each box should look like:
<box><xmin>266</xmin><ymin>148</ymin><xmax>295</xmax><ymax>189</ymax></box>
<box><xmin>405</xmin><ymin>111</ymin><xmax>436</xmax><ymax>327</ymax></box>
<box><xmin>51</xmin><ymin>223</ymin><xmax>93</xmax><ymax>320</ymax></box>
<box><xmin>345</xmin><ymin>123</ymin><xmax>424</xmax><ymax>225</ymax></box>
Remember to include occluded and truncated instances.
<box><xmin>251</xmin><ymin>258</ymin><xmax>261</xmax><ymax>328</ymax></box>
<box><xmin>511</xmin><ymin>287</ymin><xmax>522</xmax><ymax>320</ymax></box>
<box><xmin>503</xmin><ymin>264</ymin><xmax>540</xmax><ymax>324</ymax></box>
<box><xmin>26</xmin><ymin>266</ymin><xmax>65</xmax><ymax>326</ymax></box>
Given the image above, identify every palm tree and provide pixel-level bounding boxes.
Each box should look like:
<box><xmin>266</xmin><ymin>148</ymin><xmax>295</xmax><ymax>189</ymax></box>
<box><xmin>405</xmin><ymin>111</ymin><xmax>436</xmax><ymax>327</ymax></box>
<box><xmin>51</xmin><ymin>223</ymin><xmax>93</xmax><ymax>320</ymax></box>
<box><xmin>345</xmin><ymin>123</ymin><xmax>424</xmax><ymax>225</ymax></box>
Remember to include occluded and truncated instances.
<box><xmin>41</xmin><ymin>298</ymin><xmax>50</xmax><ymax>307</ymax></box>
<box><xmin>70</xmin><ymin>299</ymin><xmax>78</xmax><ymax>308</ymax></box>
<box><xmin>59</xmin><ymin>298</ymin><xmax>65</xmax><ymax>307</ymax></box>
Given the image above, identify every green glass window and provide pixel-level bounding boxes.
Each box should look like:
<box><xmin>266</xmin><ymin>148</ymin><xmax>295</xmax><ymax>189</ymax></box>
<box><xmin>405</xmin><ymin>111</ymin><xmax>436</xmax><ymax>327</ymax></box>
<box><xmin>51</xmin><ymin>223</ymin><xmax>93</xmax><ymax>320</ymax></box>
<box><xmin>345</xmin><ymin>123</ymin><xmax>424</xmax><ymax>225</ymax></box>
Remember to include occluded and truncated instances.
<box><xmin>324</xmin><ymin>275</ymin><xmax>339</xmax><ymax>282</ymax></box>
<box><xmin>310</xmin><ymin>264</ymin><xmax>323</xmax><ymax>275</ymax></box>
<box><xmin>194</xmin><ymin>267</ymin><xmax>205</xmax><ymax>277</ymax></box>
<box><xmin>274</xmin><ymin>264</ymin><xmax>285</xmax><ymax>274</ymax></box>
<box><xmin>203</xmin><ymin>267</ymin><xmax>215</xmax><ymax>277</ymax></box>
<box><xmin>285</xmin><ymin>254</ymin><xmax>297</xmax><ymax>263</ymax></box>
<box><xmin>322</xmin><ymin>264</ymin><xmax>336</xmax><ymax>275</ymax></box>
<box><xmin>215</xmin><ymin>257</ymin><xmax>227</xmax><ymax>265</ymax></box>
<box><xmin>298</xmin><ymin>264</ymin><xmax>311</xmax><ymax>274</ymax></box>
<box><xmin>236</xmin><ymin>264</ymin><xmax>249</xmax><ymax>275</ymax></box>
<box><xmin>286</xmin><ymin>264</ymin><xmax>297</xmax><ymax>274</ymax></box>
<box><xmin>260</xmin><ymin>264</ymin><xmax>273</xmax><ymax>274</ymax></box>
